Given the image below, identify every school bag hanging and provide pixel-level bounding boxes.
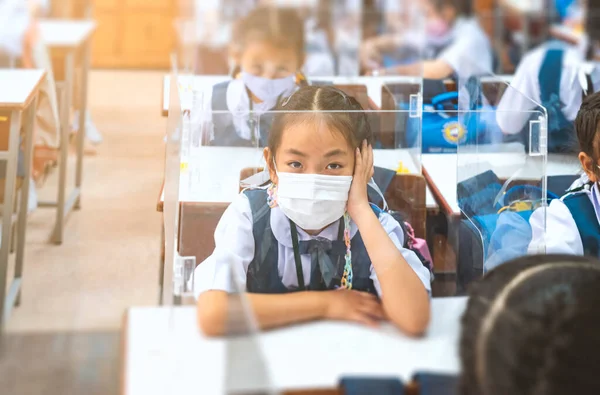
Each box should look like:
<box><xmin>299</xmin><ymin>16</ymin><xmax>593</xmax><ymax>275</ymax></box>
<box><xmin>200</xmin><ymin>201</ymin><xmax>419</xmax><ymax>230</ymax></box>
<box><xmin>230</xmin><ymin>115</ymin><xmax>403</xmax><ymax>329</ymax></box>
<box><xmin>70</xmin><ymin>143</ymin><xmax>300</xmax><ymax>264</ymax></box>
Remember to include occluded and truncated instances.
<box><xmin>403</xmin><ymin>79</ymin><xmax>501</xmax><ymax>153</ymax></box>
<box><xmin>455</xmin><ymin>170</ymin><xmax>560</xmax><ymax>292</ymax></box>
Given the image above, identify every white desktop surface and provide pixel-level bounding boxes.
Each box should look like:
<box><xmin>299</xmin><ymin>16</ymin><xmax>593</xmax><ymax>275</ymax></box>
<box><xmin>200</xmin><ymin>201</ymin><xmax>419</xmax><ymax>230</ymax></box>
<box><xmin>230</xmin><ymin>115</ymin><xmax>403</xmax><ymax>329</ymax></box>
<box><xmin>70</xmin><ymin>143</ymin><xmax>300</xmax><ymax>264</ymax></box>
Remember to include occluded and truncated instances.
<box><xmin>0</xmin><ymin>69</ymin><xmax>46</xmax><ymax>109</ymax></box>
<box><xmin>39</xmin><ymin>19</ymin><xmax>97</xmax><ymax>48</ymax></box>
<box><xmin>423</xmin><ymin>151</ymin><xmax>582</xmax><ymax>215</ymax></box>
<box><xmin>163</xmin><ymin>147</ymin><xmax>436</xmax><ymax>208</ymax></box>
<box><xmin>124</xmin><ymin>296</ymin><xmax>467</xmax><ymax>395</ymax></box>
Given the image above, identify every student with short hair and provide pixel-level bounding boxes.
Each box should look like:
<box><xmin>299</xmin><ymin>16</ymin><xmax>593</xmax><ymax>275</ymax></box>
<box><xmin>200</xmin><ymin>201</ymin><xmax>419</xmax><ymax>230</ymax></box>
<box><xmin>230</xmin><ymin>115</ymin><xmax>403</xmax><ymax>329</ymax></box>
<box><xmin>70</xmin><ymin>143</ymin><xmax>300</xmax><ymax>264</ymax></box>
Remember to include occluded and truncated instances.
<box><xmin>459</xmin><ymin>254</ymin><xmax>600</xmax><ymax>395</ymax></box>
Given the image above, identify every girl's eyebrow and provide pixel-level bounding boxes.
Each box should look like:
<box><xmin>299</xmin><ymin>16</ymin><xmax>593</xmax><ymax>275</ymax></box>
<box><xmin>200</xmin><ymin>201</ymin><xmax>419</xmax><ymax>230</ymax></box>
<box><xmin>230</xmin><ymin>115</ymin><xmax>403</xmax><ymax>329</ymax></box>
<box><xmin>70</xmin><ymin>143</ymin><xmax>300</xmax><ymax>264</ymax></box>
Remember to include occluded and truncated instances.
<box><xmin>324</xmin><ymin>149</ymin><xmax>346</xmax><ymax>158</ymax></box>
<box><xmin>285</xmin><ymin>148</ymin><xmax>307</xmax><ymax>157</ymax></box>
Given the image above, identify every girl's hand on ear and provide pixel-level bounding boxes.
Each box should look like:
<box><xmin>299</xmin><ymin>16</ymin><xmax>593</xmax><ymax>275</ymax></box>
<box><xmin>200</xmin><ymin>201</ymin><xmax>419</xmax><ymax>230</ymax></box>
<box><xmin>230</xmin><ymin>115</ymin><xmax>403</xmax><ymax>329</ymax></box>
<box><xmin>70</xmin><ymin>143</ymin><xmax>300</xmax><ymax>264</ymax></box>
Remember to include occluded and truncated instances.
<box><xmin>347</xmin><ymin>140</ymin><xmax>374</xmax><ymax>221</ymax></box>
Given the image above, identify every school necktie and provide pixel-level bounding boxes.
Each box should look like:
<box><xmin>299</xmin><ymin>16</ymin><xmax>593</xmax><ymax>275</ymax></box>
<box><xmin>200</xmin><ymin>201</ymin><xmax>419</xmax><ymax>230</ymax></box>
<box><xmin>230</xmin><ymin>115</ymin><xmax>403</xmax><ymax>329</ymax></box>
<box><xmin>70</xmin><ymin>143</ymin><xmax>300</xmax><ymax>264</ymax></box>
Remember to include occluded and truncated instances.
<box><xmin>298</xmin><ymin>237</ymin><xmax>341</xmax><ymax>288</ymax></box>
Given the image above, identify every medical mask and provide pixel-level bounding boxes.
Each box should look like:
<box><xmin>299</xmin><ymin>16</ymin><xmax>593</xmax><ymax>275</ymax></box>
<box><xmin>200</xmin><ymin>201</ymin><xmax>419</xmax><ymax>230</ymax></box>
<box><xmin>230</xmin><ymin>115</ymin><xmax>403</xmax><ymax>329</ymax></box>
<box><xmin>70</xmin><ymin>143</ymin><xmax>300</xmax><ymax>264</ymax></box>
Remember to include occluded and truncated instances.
<box><xmin>276</xmin><ymin>171</ymin><xmax>352</xmax><ymax>231</ymax></box>
<box><xmin>426</xmin><ymin>17</ymin><xmax>451</xmax><ymax>39</ymax></box>
<box><xmin>240</xmin><ymin>71</ymin><xmax>296</xmax><ymax>102</ymax></box>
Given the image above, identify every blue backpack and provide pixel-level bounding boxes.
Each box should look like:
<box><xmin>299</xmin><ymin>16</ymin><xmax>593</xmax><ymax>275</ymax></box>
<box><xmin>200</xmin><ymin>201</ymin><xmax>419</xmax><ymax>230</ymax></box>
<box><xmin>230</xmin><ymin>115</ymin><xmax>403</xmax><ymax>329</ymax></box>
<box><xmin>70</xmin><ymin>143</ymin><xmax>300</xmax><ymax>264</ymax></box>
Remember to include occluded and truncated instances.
<box><xmin>404</xmin><ymin>79</ymin><xmax>501</xmax><ymax>153</ymax></box>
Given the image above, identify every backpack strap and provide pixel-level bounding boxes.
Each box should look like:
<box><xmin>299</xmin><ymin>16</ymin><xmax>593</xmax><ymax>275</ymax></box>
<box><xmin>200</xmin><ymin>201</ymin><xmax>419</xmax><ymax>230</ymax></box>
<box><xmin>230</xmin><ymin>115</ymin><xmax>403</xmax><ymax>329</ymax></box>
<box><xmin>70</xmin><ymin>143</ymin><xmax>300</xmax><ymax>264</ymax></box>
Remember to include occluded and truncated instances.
<box><xmin>563</xmin><ymin>192</ymin><xmax>600</xmax><ymax>257</ymax></box>
<box><xmin>369</xmin><ymin>166</ymin><xmax>395</xmax><ymax>207</ymax></box>
<box><xmin>538</xmin><ymin>49</ymin><xmax>564</xmax><ymax>103</ymax></box>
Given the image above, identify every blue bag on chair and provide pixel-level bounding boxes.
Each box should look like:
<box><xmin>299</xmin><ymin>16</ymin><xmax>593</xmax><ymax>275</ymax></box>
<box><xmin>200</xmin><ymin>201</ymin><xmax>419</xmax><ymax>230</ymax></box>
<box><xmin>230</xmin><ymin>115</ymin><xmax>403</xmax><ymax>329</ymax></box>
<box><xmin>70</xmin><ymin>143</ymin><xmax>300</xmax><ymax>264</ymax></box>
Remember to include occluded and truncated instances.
<box><xmin>405</xmin><ymin>88</ymin><xmax>501</xmax><ymax>153</ymax></box>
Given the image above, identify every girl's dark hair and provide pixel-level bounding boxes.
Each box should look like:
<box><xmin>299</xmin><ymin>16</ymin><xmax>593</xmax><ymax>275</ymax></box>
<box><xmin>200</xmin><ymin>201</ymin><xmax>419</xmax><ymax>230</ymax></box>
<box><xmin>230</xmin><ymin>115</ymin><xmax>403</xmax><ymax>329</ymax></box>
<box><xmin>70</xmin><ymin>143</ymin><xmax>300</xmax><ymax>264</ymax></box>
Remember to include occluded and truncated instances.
<box><xmin>430</xmin><ymin>0</ymin><xmax>472</xmax><ymax>17</ymax></box>
<box><xmin>232</xmin><ymin>6</ymin><xmax>305</xmax><ymax>62</ymax></box>
<box><xmin>574</xmin><ymin>91</ymin><xmax>600</xmax><ymax>176</ymax></box>
<box><xmin>585</xmin><ymin>0</ymin><xmax>600</xmax><ymax>59</ymax></box>
<box><xmin>459</xmin><ymin>254</ymin><xmax>600</xmax><ymax>395</ymax></box>
<box><xmin>268</xmin><ymin>86</ymin><xmax>373</xmax><ymax>154</ymax></box>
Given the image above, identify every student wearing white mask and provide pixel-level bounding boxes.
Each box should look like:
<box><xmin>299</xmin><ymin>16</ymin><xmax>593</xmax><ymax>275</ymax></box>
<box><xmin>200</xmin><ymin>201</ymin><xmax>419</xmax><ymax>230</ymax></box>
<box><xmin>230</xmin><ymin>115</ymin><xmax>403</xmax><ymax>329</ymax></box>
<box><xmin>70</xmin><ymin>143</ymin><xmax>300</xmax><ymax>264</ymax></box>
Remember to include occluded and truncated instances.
<box><xmin>359</xmin><ymin>0</ymin><xmax>492</xmax><ymax>79</ymax></box>
<box><xmin>497</xmin><ymin>0</ymin><xmax>600</xmax><ymax>153</ymax></box>
<box><xmin>201</xmin><ymin>6</ymin><xmax>307</xmax><ymax>147</ymax></box>
<box><xmin>529</xmin><ymin>92</ymin><xmax>600</xmax><ymax>258</ymax></box>
<box><xmin>195</xmin><ymin>86</ymin><xmax>431</xmax><ymax>337</ymax></box>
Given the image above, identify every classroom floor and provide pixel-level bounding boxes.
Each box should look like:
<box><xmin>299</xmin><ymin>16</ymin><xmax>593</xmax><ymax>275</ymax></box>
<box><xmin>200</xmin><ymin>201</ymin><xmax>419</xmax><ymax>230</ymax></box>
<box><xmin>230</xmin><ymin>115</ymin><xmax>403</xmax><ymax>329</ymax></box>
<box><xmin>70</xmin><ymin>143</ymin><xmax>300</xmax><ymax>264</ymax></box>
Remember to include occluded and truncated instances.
<box><xmin>6</xmin><ymin>70</ymin><xmax>166</xmax><ymax>332</ymax></box>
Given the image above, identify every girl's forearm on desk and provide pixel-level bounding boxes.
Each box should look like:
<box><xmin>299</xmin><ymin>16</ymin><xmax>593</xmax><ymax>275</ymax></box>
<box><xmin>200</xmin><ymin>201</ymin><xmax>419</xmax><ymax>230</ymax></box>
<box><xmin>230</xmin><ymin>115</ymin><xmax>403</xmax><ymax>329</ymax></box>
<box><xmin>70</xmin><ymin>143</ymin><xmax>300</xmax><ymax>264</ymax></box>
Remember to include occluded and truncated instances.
<box><xmin>197</xmin><ymin>290</ymin><xmax>327</xmax><ymax>336</ymax></box>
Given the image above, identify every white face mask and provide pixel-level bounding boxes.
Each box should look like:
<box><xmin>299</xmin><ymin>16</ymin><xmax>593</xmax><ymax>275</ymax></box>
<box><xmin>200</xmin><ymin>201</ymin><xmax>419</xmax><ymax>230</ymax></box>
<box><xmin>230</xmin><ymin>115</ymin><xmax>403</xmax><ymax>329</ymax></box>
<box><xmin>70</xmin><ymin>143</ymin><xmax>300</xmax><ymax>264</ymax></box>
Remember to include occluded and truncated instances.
<box><xmin>240</xmin><ymin>71</ymin><xmax>296</xmax><ymax>102</ymax></box>
<box><xmin>276</xmin><ymin>171</ymin><xmax>352</xmax><ymax>231</ymax></box>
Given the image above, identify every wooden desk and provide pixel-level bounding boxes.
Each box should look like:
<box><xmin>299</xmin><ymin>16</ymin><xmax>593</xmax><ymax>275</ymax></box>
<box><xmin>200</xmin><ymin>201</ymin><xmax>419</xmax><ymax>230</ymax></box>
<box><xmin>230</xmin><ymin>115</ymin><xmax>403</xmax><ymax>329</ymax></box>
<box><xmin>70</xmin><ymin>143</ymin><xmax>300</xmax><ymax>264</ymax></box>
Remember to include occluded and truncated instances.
<box><xmin>422</xmin><ymin>151</ymin><xmax>583</xmax><ymax>217</ymax></box>
<box><xmin>38</xmin><ymin>19</ymin><xmax>97</xmax><ymax>244</ymax></box>
<box><xmin>0</xmin><ymin>69</ymin><xmax>46</xmax><ymax>329</ymax></box>
<box><xmin>123</xmin><ymin>296</ymin><xmax>466</xmax><ymax>395</ymax></box>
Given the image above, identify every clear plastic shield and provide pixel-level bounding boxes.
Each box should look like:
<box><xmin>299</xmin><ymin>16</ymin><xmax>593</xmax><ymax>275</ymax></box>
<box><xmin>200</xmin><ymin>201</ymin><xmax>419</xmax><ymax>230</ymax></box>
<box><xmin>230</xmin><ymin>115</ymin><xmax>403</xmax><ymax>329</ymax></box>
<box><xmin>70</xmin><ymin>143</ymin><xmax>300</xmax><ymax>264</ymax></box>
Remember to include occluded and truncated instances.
<box><xmin>175</xmin><ymin>100</ymin><xmax>438</xmax><ymax>393</ymax></box>
<box><xmin>450</xmin><ymin>67</ymin><xmax>551</xmax><ymax>287</ymax></box>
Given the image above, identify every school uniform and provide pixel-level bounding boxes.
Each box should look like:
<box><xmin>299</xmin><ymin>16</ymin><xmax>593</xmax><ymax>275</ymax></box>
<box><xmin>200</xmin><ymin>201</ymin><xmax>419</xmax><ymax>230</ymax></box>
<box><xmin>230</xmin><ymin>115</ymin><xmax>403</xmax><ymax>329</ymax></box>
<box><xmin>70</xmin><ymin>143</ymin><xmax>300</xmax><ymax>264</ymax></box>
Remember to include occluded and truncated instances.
<box><xmin>529</xmin><ymin>177</ymin><xmax>600</xmax><ymax>257</ymax></box>
<box><xmin>433</xmin><ymin>17</ymin><xmax>492</xmax><ymax>79</ymax></box>
<box><xmin>497</xmin><ymin>41</ymin><xmax>600</xmax><ymax>151</ymax></box>
<box><xmin>193</xmin><ymin>189</ymin><xmax>432</xmax><ymax>298</ymax></box>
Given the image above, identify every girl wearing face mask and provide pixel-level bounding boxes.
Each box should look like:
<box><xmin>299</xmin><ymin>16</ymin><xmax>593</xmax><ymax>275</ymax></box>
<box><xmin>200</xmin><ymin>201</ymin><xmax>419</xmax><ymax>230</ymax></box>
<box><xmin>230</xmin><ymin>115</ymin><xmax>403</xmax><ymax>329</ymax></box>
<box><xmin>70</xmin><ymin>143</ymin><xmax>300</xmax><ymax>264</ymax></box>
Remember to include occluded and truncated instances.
<box><xmin>195</xmin><ymin>86</ymin><xmax>431</xmax><ymax>337</ymax></box>
<box><xmin>206</xmin><ymin>6</ymin><xmax>307</xmax><ymax>148</ymax></box>
<box><xmin>528</xmin><ymin>92</ymin><xmax>600</xmax><ymax>258</ymax></box>
<box><xmin>359</xmin><ymin>0</ymin><xmax>492</xmax><ymax>80</ymax></box>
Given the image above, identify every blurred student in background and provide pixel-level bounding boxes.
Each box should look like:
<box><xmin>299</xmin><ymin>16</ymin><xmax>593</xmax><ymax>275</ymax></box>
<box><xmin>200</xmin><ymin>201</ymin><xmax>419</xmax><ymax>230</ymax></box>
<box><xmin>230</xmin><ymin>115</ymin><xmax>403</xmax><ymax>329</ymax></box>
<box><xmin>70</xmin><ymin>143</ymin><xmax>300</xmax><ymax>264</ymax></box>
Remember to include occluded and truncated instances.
<box><xmin>359</xmin><ymin>0</ymin><xmax>492</xmax><ymax>79</ymax></box>
<box><xmin>497</xmin><ymin>0</ymin><xmax>600</xmax><ymax>153</ymax></box>
<box><xmin>201</xmin><ymin>6</ymin><xmax>306</xmax><ymax>147</ymax></box>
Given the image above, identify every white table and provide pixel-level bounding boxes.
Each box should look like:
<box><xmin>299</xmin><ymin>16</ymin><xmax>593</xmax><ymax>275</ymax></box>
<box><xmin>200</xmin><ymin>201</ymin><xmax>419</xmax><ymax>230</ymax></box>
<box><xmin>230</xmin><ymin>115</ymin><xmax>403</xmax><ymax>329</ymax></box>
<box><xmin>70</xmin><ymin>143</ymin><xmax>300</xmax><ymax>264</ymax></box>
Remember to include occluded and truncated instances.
<box><xmin>38</xmin><ymin>19</ymin><xmax>97</xmax><ymax>244</ymax></box>
<box><xmin>0</xmin><ymin>69</ymin><xmax>46</xmax><ymax>329</ymax></box>
<box><xmin>123</xmin><ymin>296</ymin><xmax>467</xmax><ymax>394</ymax></box>
<box><xmin>422</xmin><ymin>151</ymin><xmax>583</xmax><ymax>216</ymax></box>
<box><xmin>161</xmin><ymin>147</ymin><xmax>436</xmax><ymax>209</ymax></box>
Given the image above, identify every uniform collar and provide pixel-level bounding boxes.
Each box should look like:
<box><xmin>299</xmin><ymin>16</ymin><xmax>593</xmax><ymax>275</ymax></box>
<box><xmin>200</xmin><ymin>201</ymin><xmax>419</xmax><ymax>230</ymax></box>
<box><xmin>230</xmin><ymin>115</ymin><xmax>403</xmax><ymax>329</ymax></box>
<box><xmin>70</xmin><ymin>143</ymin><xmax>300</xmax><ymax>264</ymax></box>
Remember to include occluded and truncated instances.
<box><xmin>269</xmin><ymin>205</ymin><xmax>359</xmax><ymax>248</ymax></box>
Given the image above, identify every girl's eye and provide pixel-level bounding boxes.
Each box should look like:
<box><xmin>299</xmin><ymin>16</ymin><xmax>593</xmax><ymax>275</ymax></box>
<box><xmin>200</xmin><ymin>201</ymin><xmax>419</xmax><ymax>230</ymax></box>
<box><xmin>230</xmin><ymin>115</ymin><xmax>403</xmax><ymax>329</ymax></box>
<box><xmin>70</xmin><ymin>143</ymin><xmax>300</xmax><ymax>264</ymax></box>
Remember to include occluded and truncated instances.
<box><xmin>327</xmin><ymin>163</ymin><xmax>342</xmax><ymax>170</ymax></box>
<box><xmin>288</xmin><ymin>161</ymin><xmax>302</xmax><ymax>169</ymax></box>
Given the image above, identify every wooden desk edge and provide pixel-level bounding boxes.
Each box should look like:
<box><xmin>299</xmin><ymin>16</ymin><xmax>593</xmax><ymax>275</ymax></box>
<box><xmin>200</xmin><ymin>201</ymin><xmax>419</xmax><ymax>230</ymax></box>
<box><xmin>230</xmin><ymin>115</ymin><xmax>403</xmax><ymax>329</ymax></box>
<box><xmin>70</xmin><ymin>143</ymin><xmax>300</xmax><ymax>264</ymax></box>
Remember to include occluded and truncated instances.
<box><xmin>422</xmin><ymin>165</ymin><xmax>456</xmax><ymax>218</ymax></box>
<box><xmin>0</xmin><ymin>70</ymin><xmax>46</xmax><ymax>110</ymax></box>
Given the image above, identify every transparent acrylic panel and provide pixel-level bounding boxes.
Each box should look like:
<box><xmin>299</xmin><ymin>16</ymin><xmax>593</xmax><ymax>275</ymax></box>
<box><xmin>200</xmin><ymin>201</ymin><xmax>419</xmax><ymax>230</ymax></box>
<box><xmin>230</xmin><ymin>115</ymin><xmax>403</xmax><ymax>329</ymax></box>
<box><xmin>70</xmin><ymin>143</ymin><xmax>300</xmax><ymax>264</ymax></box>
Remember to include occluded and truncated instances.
<box><xmin>176</xmin><ymin>104</ymin><xmax>440</xmax><ymax>393</ymax></box>
<box><xmin>453</xmin><ymin>79</ymin><xmax>551</xmax><ymax>285</ymax></box>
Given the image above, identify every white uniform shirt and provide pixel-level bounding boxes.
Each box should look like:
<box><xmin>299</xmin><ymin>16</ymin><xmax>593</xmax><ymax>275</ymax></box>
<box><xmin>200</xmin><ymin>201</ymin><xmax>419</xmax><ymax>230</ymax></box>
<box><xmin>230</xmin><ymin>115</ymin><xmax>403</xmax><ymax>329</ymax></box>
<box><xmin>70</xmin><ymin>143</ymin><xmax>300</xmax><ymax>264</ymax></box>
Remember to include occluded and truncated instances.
<box><xmin>436</xmin><ymin>17</ymin><xmax>493</xmax><ymax>79</ymax></box>
<box><xmin>497</xmin><ymin>42</ymin><xmax>600</xmax><ymax>135</ymax></box>
<box><xmin>529</xmin><ymin>181</ymin><xmax>600</xmax><ymax>255</ymax></box>
<box><xmin>193</xmin><ymin>192</ymin><xmax>432</xmax><ymax>299</ymax></box>
<box><xmin>400</xmin><ymin>17</ymin><xmax>492</xmax><ymax>79</ymax></box>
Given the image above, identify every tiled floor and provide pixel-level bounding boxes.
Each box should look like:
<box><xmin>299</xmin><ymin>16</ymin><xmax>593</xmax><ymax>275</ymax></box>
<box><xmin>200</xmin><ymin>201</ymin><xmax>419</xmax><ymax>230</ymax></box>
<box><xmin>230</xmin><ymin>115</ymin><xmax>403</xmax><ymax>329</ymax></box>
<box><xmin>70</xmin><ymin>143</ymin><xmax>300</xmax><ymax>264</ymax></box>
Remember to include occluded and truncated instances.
<box><xmin>6</xmin><ymin>70</ymin><xmax>166</xmax><ymax>332</ymax></box>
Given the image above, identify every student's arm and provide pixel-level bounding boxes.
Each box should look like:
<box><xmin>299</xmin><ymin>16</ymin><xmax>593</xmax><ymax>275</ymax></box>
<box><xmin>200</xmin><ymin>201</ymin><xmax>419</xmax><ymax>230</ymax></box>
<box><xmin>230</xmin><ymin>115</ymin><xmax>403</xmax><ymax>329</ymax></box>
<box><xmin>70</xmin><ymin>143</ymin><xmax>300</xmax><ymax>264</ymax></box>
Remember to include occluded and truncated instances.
<box><xmin>347</xmin><ymin>142</ymin><xmax>430</xmax><ymax>336</ymax></box>
<box><xmin>198</xmin><ymin>289</ymin><xmax>384</xmax><ymax>336</ymax></box>
<box><xmin>360</xmin><ymin>34</ymin><xmax>403</xmax><ymax>69</ymax></box>
<box><xmin>195</xmin><ymin>193</ymin><xmax>384</xmax><ymax>337</ymax></box>
<box><xmin>381</xmin><ymin>60</ymin><xmax>454</xmax><ymax>79</ymax></box>
<box><xmin>528</xmin><ymin>199</ymin><xmax>584</xmax><ymax>256</ymax></box>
